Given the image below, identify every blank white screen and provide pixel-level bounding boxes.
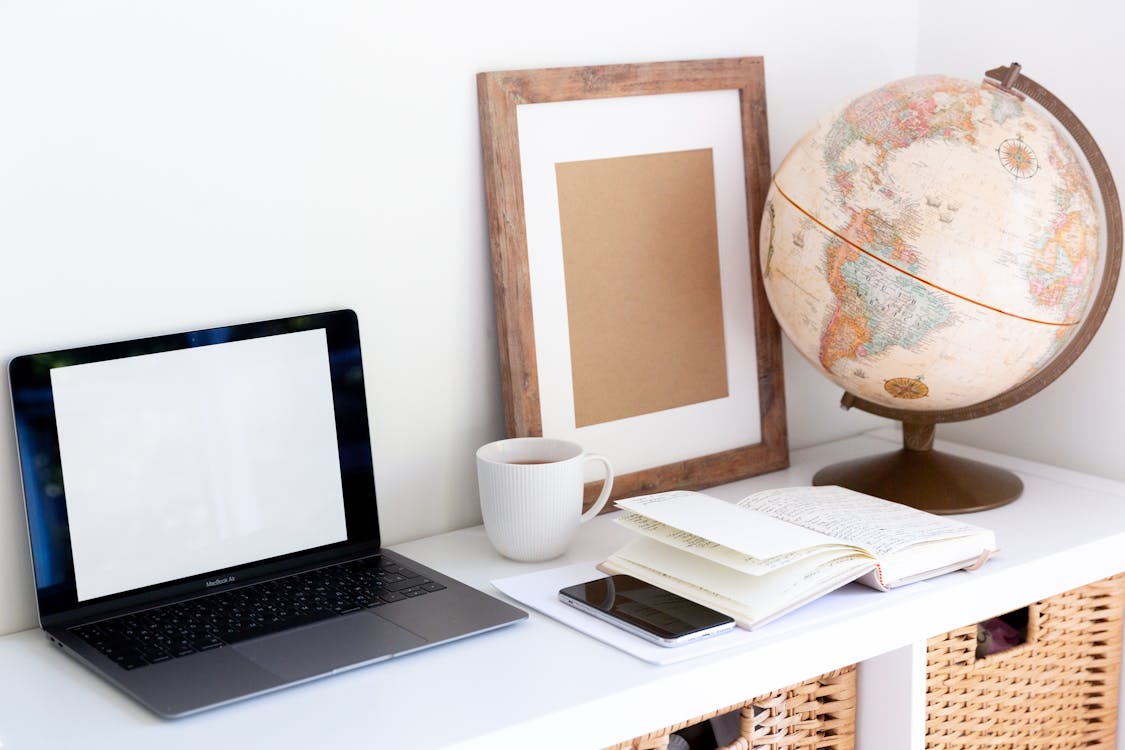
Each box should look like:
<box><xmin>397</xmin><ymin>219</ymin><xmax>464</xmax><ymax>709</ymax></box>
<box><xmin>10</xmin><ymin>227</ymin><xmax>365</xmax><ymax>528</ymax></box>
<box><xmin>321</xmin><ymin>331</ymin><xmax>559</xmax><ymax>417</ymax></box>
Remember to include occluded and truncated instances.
<box><xmin>51</xmin><ymin>329</ymin><xmax>349</xmax><ymax>602</ymax></box>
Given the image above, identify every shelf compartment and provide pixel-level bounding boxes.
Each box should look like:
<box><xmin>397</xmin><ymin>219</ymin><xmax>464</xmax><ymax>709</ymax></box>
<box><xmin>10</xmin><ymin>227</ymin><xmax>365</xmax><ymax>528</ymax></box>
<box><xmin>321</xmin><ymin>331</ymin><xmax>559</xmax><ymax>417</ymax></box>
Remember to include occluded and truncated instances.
<box><xmin>605</xmin><ymin>664</ymin><xmax>856</xmax><ymax>750</ymax></box>
<box><xmin>926</xmin><ymin>572</ymin><xmax>1125</xmax><ymax>749</ymax></box>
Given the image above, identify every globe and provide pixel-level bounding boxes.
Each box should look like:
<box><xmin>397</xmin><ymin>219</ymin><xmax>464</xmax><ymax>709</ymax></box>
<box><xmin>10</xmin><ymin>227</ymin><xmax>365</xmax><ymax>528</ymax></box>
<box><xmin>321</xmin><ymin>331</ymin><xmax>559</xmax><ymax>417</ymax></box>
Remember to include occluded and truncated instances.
<box><xmin>760</xmin><ymin>64</ymin><xmax>1121</xmax><ymax>512</ymax></box>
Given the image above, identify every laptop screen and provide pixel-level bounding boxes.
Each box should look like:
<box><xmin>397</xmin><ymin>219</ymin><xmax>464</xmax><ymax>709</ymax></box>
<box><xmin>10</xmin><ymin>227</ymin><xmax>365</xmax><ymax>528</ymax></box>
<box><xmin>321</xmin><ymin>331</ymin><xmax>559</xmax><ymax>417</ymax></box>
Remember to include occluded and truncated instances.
<box><xmin>10</xmin><ymin>310</ymin><xmax>381</xmax><ymax>624</ymax></box>
<box><xmin>53</xmin><ymin>328</ymin><xmax>349</xmax><ymax>602</ymax></box>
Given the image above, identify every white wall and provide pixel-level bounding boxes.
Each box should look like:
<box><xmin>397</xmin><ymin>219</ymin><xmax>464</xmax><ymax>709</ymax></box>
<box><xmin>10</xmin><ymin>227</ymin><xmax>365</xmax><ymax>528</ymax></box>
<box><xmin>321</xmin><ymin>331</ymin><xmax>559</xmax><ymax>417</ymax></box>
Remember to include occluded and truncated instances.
<box><xmin>0</xmin><ymin>0</ymin><xmax>929</xmax><ymax>636</ymax></box>
<box><xmin>0</xmin><ymin>0</ymin><xmax>1119</xmax><ymax>645</ymax></box>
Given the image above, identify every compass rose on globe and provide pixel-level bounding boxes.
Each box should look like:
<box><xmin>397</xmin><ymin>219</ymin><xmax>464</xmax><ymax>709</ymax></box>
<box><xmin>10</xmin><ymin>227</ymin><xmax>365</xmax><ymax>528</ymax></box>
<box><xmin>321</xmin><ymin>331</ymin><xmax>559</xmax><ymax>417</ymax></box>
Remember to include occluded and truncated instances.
<box><xmin>761</xmin><ymin>63</ymin><xmax>1122</xmax><ymax>513</ymax></box>
<box><xmin>997</xmin><ymin>136</ymin><xmax>1039</xmax><ymax>179</ymax></box>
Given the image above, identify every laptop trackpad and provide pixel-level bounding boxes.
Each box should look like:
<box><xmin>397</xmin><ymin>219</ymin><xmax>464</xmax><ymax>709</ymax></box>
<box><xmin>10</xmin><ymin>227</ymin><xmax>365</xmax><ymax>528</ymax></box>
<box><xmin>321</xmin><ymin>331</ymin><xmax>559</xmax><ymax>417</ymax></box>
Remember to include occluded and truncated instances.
<box><xmin>234</xmin><ymin>612</ymin><xmax>427</xmax><ymax>682</ymax></box>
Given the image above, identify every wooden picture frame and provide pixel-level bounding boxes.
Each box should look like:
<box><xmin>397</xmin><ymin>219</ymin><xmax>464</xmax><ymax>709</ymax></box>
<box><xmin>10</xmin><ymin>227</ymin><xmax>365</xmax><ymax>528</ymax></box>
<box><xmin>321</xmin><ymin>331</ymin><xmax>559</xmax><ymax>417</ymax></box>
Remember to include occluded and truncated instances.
<box><xmin>477</xmin><ymin>57</ymin><xmax>787</xmax><ymax>508</ymax></box>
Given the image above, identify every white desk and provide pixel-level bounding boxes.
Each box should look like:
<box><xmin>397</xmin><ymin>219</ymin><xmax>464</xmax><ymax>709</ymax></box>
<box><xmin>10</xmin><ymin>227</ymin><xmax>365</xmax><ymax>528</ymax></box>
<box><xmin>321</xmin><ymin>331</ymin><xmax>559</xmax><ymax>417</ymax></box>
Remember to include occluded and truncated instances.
<box><xmin>3</xmin><ymin>429</ymin><xmax>1125</xmax><ymax>749</ymax></box>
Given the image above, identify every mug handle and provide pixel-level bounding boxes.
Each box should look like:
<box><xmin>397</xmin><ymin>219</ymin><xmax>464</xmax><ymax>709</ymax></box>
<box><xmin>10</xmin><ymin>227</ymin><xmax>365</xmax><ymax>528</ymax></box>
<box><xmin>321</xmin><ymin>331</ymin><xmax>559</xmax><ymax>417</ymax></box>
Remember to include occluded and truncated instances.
<box><xmin>578</xmin><ymin>453</ymin><xmax>614</xmax><ymax>523</ymax></box>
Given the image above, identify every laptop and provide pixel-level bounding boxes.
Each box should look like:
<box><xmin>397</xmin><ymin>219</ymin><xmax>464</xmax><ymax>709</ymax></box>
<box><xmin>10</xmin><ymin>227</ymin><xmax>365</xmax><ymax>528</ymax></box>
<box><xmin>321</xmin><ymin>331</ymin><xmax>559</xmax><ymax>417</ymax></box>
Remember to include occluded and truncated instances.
<box><xmin>9</xmin><ymin>309</ymin><xmax>527</xmax><ymax>718</ymax></box>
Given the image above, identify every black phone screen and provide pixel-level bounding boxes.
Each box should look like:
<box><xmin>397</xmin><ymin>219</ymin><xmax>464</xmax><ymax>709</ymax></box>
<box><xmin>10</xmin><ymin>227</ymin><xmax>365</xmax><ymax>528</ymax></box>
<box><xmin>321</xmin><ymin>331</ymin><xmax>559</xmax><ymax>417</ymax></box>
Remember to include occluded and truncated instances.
<box><xmin>559</xmin><ymin>574</ymin><xmax>733</xmax><ymax>640</ymax></box>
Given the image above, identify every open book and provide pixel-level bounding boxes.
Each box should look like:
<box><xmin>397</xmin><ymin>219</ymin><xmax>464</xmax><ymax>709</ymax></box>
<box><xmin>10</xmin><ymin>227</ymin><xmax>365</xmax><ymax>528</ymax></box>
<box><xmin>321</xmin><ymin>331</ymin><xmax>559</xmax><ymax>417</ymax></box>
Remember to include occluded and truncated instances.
<box><xmin>598</xmin><ymin>486</ymin><xmax>997</xmax><ymax>630</ymax></box>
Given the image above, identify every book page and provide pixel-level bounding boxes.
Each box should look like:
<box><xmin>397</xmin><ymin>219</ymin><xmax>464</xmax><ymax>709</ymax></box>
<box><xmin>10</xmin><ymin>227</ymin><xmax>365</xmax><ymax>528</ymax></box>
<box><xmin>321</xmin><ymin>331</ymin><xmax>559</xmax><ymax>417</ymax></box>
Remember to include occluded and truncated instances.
<box><xmin>615</xmin><ymin>491</ymin><xmax>843</xmax><ymax>560</ymax></box>
<box><xmin>874</xmin><ymin>535</ymin><xmax>995</xmax><ymax>587</ymax></box>
<box><xmin>737</xmin><ymin>486</ymin><xmax>992</xmax><ymax>557</ymax></box>
<box><xmin>613</xmin><ymin>512</ymin><xmax>861</xmax><ymax>575</ymax></box>
<box><xmin>603</xmin><ymin>536</ymin><xmax>875</xmax><ymax>628</ymax></box>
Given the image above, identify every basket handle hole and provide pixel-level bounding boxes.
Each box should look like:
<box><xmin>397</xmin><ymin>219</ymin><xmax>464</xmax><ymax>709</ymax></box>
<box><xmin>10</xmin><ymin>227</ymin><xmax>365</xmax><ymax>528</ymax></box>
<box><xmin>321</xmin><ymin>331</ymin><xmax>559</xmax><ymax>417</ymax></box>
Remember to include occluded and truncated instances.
<box><xmin>976</xmin><ymin>606</ymin><xmax>1030</xmax><ymax>658</ymax></box>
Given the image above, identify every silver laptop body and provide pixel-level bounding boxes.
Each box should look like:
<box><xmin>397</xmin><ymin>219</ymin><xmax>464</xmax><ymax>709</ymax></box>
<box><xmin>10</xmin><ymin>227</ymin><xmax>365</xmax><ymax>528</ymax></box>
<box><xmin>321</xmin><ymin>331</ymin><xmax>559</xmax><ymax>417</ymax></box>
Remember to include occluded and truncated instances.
<box><xmin>10</xmin><ymin>309</ymin><xmax>525</xmax><ymax>717</ymax></box>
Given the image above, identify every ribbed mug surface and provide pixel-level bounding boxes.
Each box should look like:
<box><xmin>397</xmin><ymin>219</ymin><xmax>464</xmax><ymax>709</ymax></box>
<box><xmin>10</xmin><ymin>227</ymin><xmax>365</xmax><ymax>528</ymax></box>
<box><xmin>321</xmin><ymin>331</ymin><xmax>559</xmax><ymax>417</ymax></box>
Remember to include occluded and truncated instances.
<box><xmin>476</xmin><ymin>437</ymin><xmax>613</xmax><ymax>562</ymax></box>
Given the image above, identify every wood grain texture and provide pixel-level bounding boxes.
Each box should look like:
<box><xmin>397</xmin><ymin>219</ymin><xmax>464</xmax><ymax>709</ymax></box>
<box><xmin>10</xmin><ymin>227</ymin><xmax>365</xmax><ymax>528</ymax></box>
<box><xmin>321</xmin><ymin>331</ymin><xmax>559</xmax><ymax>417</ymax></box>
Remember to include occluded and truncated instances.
<box><xmin>477</xmin><ymin>71</ymin><xmax>541</xmax><ymax>437</ymax></box>
<box><xmin>477</xmin><ymin>58</ymin><xmax>789</xmax><ymax>512</ymax></box>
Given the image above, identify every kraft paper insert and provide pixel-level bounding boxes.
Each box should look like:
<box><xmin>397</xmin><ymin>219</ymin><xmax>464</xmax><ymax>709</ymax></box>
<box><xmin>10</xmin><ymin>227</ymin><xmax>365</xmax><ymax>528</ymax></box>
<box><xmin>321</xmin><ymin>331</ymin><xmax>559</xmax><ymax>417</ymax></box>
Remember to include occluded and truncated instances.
<box><xmin>555</xmin><ymin>148</ymin><xmax>729</xmax><ymax>428</ymax></box>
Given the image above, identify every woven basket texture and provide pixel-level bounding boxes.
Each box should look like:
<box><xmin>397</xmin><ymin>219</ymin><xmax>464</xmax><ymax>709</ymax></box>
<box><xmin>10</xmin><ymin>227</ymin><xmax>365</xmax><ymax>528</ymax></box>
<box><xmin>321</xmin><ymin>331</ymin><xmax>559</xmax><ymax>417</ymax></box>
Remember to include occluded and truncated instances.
<box><xmin>605</xmin><ymin>664</ymin><xmax>856</xmax><ymax>750</ymax></box>
<box><xmin>926</xmin><ymin>573</ymin><xmax>1125</xmax><ymax>749</ymax></box>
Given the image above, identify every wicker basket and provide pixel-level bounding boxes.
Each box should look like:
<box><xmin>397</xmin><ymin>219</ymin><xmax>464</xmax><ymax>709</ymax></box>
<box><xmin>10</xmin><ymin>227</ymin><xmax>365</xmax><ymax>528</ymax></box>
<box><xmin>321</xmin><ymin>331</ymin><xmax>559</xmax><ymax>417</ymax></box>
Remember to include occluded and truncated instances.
<box><xmin>605</xmin><ymin>664</ymin><xmax>856</xmax><ymax>750</ymax></box>
<box><xmin>926</xmin><ymin>573</ymin><xmax>1125</xmax><ymax>749</ymax></box>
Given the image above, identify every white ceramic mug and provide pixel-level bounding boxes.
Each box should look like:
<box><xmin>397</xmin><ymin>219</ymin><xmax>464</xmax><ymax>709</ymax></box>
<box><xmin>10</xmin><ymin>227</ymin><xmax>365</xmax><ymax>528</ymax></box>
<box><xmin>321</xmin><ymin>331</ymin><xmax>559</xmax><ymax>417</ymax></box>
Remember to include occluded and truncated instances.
<box><xmin>476</xmin><ymin>437</ymin><xmax>614</xmax><ymax>562</ymax></box>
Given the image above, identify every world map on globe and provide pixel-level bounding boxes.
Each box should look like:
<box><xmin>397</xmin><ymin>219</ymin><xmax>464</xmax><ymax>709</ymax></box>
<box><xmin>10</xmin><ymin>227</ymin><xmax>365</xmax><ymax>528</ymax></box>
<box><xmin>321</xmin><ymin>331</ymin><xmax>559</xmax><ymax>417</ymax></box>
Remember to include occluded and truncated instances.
<box><xmin>761</xmin><ymin>74</ymin><xmax>1101</xmax><ymax>412</ymax></box>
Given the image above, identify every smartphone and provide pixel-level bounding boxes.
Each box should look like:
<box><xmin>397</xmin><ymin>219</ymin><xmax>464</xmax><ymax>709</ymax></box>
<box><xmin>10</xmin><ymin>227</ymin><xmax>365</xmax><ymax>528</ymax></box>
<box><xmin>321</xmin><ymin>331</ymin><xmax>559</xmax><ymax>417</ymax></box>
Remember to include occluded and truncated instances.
<box><xmin>558</xmin><ymin>574</ymin><xmax>736</xmax><ymax>647</ymax></box>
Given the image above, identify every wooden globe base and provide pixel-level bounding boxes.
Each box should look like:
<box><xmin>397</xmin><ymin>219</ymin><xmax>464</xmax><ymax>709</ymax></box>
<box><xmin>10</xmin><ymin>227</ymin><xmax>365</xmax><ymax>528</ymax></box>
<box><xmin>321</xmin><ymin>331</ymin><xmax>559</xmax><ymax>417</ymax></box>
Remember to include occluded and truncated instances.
<box><xmin>812</xmin><ymin>424</ymin><xmax>1023</xmax><ymax>514</ymax></box>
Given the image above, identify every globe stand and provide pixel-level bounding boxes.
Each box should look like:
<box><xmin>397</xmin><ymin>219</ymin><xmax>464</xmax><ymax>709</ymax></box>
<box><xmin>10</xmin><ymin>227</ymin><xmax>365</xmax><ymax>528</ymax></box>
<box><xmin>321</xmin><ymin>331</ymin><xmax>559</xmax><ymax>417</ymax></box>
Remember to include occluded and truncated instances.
<box><xmin>812</xmin><ymin>422</ymin><xmax>1023</xmax><ymax>514</ymax></box>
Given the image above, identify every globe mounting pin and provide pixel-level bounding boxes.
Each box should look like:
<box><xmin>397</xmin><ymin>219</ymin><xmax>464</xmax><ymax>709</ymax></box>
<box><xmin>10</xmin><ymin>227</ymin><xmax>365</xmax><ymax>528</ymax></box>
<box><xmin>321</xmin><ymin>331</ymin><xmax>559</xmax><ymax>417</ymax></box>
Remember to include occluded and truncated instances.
<box><xmin>983</xmin><ymin>61</ymin><xmax>1025</xmax><ymax>101</ymax></box>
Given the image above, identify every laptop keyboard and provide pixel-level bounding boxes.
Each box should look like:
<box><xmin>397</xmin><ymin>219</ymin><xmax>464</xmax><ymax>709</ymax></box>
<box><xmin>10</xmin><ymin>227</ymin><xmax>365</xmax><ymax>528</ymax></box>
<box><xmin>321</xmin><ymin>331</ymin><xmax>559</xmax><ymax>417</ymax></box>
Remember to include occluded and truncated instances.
<box><xmin>69</xmin><ymin>556</ymin><xmax>446</xmax><ymax>670</ymax></box>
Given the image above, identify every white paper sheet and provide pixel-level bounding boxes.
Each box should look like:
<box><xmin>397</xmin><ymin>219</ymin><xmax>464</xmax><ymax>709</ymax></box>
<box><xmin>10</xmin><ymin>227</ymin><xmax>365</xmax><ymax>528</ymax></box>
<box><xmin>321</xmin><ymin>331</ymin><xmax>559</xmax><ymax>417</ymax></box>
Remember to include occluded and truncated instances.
<box><xmin>491</xmin><ymin>561</ymin><xmax>928</xmax><ymax>666</ymax></box>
